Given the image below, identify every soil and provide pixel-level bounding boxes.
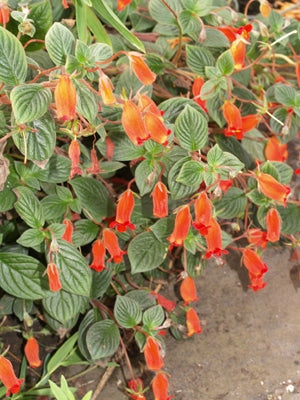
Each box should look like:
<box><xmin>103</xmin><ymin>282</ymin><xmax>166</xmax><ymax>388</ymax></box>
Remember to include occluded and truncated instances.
<box><xmin>71</xmin><ymin>247</ymin><xmax>300</xmax><ymax>400</ymax></box>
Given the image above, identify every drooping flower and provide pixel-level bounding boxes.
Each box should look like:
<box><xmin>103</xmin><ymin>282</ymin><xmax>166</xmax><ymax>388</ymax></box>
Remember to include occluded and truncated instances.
<box><xmin>68</xmin><ymin>139</ymin><xmax>83</xmax><ymax>180</ymax></box>
<box><xmin>192</xmin><ymin>192</ymin><xmax>212</xmax><ymax>235</ymax></box>
<box><xmin>117</xmin><ymin>0</ymin><xmax>133</xmax><ymax>12</ymax></box>
<box><xmin>24</xmin><ymin>337</ymin><xmax>42</xmax><ymax>369</ymax></box>
<box><xmin>241</xmin><ymin>114</ymin><xmax>261</xmax><ymax>132</ymax></box>
<box><xmin>152</xmin><ymin>371</ymin><xmax>173</xmax><ymax>400</ymax></box>
<box><xmin>0</xmin><ymin>356</ymin><xmax>24</xmax><ymax>397</ymax></box>
<box><xmin>231</xmin><ymin>39</ymin><xmax>246</xmax><ymax>71</ymax></box>
<box><xmin>143</xmin><ymin>336</ymin><xmax>164</xmax><ymax>371</ymax></box>
<box><xmin>103</xmin><ymin>228</ymin><xmax>126</xmax><ymax>263</ymax></box>
<box><xmin>0</xmin><ymin>2</ymin><xmax>10</xmax><ymax>25</ymax></box>
<box><xmin>89</xmin><ymin>239</ymin><xmax>106</xmax><ymax>272</ymax></box>
<box><xmin>217</xmin><ymin>26</ymin><xmax>237</xmax><ymax>42</ymax></box>
<box><xmin>223</xmin><ymin>100</ymin><xmax>243</xmax><ymax>139</ymax></box>
<box><xmin>128</xmin><ymin>52</ymin><xmax>156</xmax><ymax>86</ymax></box>
<box><xmin>54</xmin><ymin>75</ymin><xmax>76</xmax><ymax>121</ymax></box>
<box><xmin>109</xmin><ymin>189</ymin><xmax>136</xmax><ymax>232</ymax></box>
<box><xmin>98</xmin><ymin>73</ymin><xmax>116</xmax><ymax>106</ymax></box>
<box><xmin>259</xmin><ymin>0</ymin><xmax>271</xmax><ymax>17</ymax></box>
<box><xmin>186</xmin><ymin>307</ymin><xmax>202</xmax><ymax>337</ymax></box>
<box><xmin>265</xmin><ymin>137</ymin><xmax>288</xmax><ymax>162</ymax></box>
<box><xmin>167</xmin><ymin>205</ymin><xmax>191</xmax><ymax>247</ymax></box>
<box><xmin>138</xmin><ymin>94</ymin><xmax>163</xmax><ymax>117</ymax></box>
<box><xmin>247</xmin><ymin>228</ymin><xmax>268</xmax><ymax>249</ymax></box>
<box><xmin>127</xmin><ymin>378</ymin><xmax>146</xmax><ymax>400</ymax></box>
<box><xmin>122</xmin><ymin>100</ymin><xmax>150</xmax><ymax>145</ymax></box>
<box><xmin>248</xmin><ymin>274</ymin><xmax>267</xmax><ymax>292</ymax></box>
<box><xmin>192</xmin><ymin>77</ymin><xmax>208</xmax><ymax>113</ymax></box>
<box><xmin>151</xmin><ymin>292</ymin><xmax>176</xmax><ymax>312</ymax></box>
<box><xmin>257</xmin><ymin>172</ymin><xmax>290</xmax><ymax>206</ymax></box>
<box><xmin>205</xmin><ymin>217</ymin><xmax>228</xmax><ymax>258</ymax></box>
<box><xmin>47</xmin><ymin>263</ymin><xmax>62</xmax><ymax>292</ymax></box>
<box><xmin>266</xmin><ymin>208</ymin><xmax>281</xmax><ymax>243</ymax></box>
<box><xmin>61</xmin><ymin>219</ymin><xmax>73</xmax><ymax>244</ymax></box>
<box><xmin>86</xmin><ymin>148</ymin><xmax>101</xmax><ymax>174</ymax></box>
<box><xmin>144</xmin><ymin>112</ymin><xmax>170</xmax><ymax>146</ymax></box>
<box><xmin>180</xmin><ymin>276</ymin><xmax>198</xmax><ymax>305</ymax></box>
<box><xmin>151</xmin><ymin>182</ymin><xmax>168</xmax><ymax>218</ymax></box>
<box><xmin>243</xmin><ymin>248</ymin><xmax>268</xmax><ymax>279</ymax></box>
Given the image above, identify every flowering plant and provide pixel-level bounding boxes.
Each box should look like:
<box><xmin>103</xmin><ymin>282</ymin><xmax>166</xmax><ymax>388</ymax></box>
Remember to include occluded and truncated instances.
<box><xmin>0</xmin><ymin>0</ymin><xmax>299</xmax><ymax>398</ymax></box>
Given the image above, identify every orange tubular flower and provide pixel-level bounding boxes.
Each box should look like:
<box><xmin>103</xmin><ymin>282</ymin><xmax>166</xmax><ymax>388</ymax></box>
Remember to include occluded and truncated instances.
<box><xmin>257</xmin><ymin>172</ymin><xmax>290</xmax><ymax>206</ymax></box>
<box><xmin>259</xmin><ymin>0</ymin><xmax>271</xmax><ymax>17</ymax></box>
<box><xmin>89</xmin><ymin>239</ymin><xmax>106</xmax><ymax>272</ymax></box>
<box><xmin>47</xmin><ymin>263</ymin><xmax>62</xmax><ymax>292</ymax></box>
<box><xmin>248</xmin><ymin>274</ymin><xmax>267</xmax><ymax>292</ymax></box>
<box><xmin>180</xmin><ymin>276</ymin><xmax>198</xmax><ymax>305</ymax></box>
<box><xmin>0</xmin><ymin>2</ymin><xmax>10</xmax><ymax>25</ymax></box>
<box><xmin>265</xmin><ymin>137</ymin><xmax>288</xmax><ymax>161</ymax></box>
<box><xmin>0</xmin><ymin>356</ymin><xmax>24</xmax><ymax>397</ymax></box>
<box><xmin>86</xmin><ymin>148</ymin><xmax>101</xmax><ymax>174</ymax></box>
<box><xmin>62</xmin><ymin>0</ymin><xmax>69</xmax><ymax>8</ymax></box>
<box><xmin>144</xmin><ymin>112</ymin><xmax>171</xmax><ymax>146</ymax></box>
<box><xmin>127</xmin><ymin>378</ymin><xmax>146</xmax><ymax>400</ymax></box>
<box><xmin>167</xmin><ymin>205</ymin><xmax>191</xmax><ymax>247</ymax></box>
<box><xmin>192</xmin><ymin>77</ymin><xmax>208</xmax><ymax>113</ymax></box>
<box><xmin>110</xmin><ymin>189</ymin><xmax>136</xmax><ymax>232</ymax></box>
<box><xmin>54</xmin><ymin>75</ymin><xmax>76</xmax><ymax>121</ymax></box>
<box><xmin>98</xmin><ymin>73</ymin><xmax>116</xmax><ymax>105</ymax></box>
<box><xmin>128</xmin><ymin>52</ymin><xmax>156</xmax><ymax>86</ymax></box>
<box><xmin>138</xmin><ymin>94</ymin><xmax>163</xmax><ymax>117</ymax></box>
<box><xmin>205</xmin><ymin>217</ymin><xmax>228</xmax><ymax>259</ymax></box>
<box><xmin>247</xmin><ymin>228</ymin><xmax>268</xmax><ymax>249</ymax></box>
<box><xmin>152</xmin><ymin>371</ymin><xmax>173</xmax><ymax>400</ymax></box>
<box><xmin>223</xmin><ymin>100</ymin><xmax>243</xmax><ymax>139</ymax></box>
<box><xmin>231</xmin><ymin>39</ymin><xmax>246</xmax><ymax>71</ymax></box>
<box><xmin>151</xmin><ymin>182</ymin><xmax>168</xmax><ymax>218</ymax></box>
<box><xmin>266</xmin><ymin>208</ymin><xmax>281</xmax><ymax>243</ymax></box>
<box><xmin>61</xmin><ymin>219</ymin><xmax>73</xmax><ymax>244</ymax></box>
<box><xmin>68</xmin><ymin>139</ymin><xmax>83</xmax><ymax>180</ymax></box>
<box><xmin>192</xmin><ymin>192</ymin><xmax>212</xmax><ymax>235</ymax></box>
<box><xmin>151</xmin><ymin>292</ymin><xmax>176</xmax><ymax>312</ymax></box>
<box><xmin>117</xmin><ymin>0</ymin><xmax>133</xmax><ymax>11</ymax></box>
<box><xmin>241</xmin><ymin>114</ymin><xmax>261</xmax><ymax>132</ymax></box>
<box><xmin>122</xmin><ymin>100</ymin><xmax>150</xmax><ymax>146</ymax></box>
<box><xmin>186</xmin><ymin>307</ymin><xmax>202</xmax><ymax>337</ymax></box>
<box><xmin>103</xmin><ymin>228</ymin><xmax>126</xmax><ymax>263</ymax></box>
<box><xmin>24</xmin><ymin>337</ymin><xmax>42</xmax><ymax>369</ymax></box>
<box><xmin>217</xmin><ymin>26</ymin><xmax>237</xmax><ymax>42</ymax></box>
<box><xmin>143</xmin><ymin>336</ymin><xmax>164</xmax><ymax>371</ymax></box>
<box><xmin>243</xmin><ymin>248</ymin><xmax>268</xmax><ymax>279</ymax></box>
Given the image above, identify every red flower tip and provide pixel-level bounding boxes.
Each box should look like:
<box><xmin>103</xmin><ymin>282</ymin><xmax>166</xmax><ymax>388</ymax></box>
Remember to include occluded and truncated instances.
<box><xmin>25</xmin><ymin>337</ymin><xmax>42</xmax><ymax>369</ymax></box>
<box><xmin>109</xmin><ymin>189</ymin><xmax>136</xmax><ymax>232</ymax></box>
<box><xmin>151</xmin><ymin>292</ymin><xmax>176</xmax><ymax>312</ymax></box>
<box><xmin>167</xmin><ymin>205</ymin><xmax>191</xmax><ymax>247</ymax></box>
<box><xmin>266</xmin><ymin>208</ymin><xmax>281</xmax><ymax>243</ymax></box>
<box><xmin>127</xmin><ymin>378</ymin><xmax>146</xmax><ymax>400</ymax></box>
<box><xmin>117</xmin><ymin>0</ymin><xmax>134</xmax><ymax>11</ymax></box>
<box><xmin>89</xmin><ymin>239</ymin><xmax>106</xmax><ymax>272</ymax></box>
<box><xmin>180</xmin><ymin>276</ymin><xmax>198</xmax><ymax>305</ymax></box>
<box><xmin>47</xmin><ymin>263</ymin><xmax>62</xmax><ymax>292</ymax></box>
<box><xmin>54</xmin><ymin>75</ymin><xmax>76</xmax><ymax>121</ymax></box>
<box><xmin>0</xmin><ymin>356</ymin><xmax>24</xmax><ymax>397</ymax></box>
<box><xmin>61</xmin><ymin>219</ymin><xmax>73</xmax><ymax>244</ymax></box>
<box><xmin>186</xmin><ymin>307</ymin><xmax>202</xmax><ymax>337</ymax></box>
<box><xmin>103</xmin><ymin>228</ymin><xmax>126</xmax><ymax>263</ymax></box>
<box><xmin>151</xmin><ymin>182</ymin><xmax>168</xmax><ymax>218</ymax></box>
<box><xmin>144</xmin><ymin>336</ymin><xmax>164</xmax><ymax>371</ymax></box>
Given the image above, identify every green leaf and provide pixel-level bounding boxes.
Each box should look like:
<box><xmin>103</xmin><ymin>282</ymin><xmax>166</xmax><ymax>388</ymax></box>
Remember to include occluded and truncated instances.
<box><xmin>215</xmin><ymin>135</ymin><xmax>256</xmax><ymax>170</ymax></box>
<box><xmin>186</xmin><ymin>45</ymin><xmax>215</xmax><ymax>77</ymax></box>
<box><xmin>114</xmin><ymin>295</ymin><xmax>142</xmax><ymax>328</ymax></box>
<box><xmin>51</xmin><ymin>240</ymin><xmax>92</xmax><ymax>296</ymax></box>
<box><xmin>216</xmin><ymin>50</ymin><xmax>234</xmax><ymax>76</ymax></box>
<box><xmin>176</xmin><ymin>160</ymin><xmax>204</xmax><ymax>186</ymax></box>
<box><xmin>274</xmin><ymin>84</ymin><xmax>297</xmax><ymax>107</ymax></box>
<box><xmin>128</xmin><ymin>231</ymin><xmax>167</xmax><ymax>273</ymax></box>
<box><xmin>168</xmin><ymin>157</ymin><xmax>199</xmax><ymax>199</ymax></box>
<box><xmin>0</xmin><ymin>26</ymin><xmax>27</xmax><ymax>85</ymax></box>
<box><xmin>45</xmin><ymin>22</ymin><xmax>75</xmax><ymax>65</ymax></box>
<box><xmin>86</xmin><ymin>7</ymin><xmax>112</xmax><ymax>46</ymax></box>
<box><xmin>14</xmin><ymin>186</ymin><xmax>45</xmax><ymax>229</ymax></box>
<box><xmin>143</xmin><ymin>305</ymin><xmax>164</xmax><ymax>329</ymax></box>
<box><xmin>74</xmin><ymin>80</ymin><xmax>98</xmax><ymax>122</ymax></box>
<box><xmin>17</xmin><ymin>228</ymin><xmax>44</xmax><ymax>248</ymax></box>
<box><xmin>96</xmin><ymin>132</ymin><xmax>144</xmax><ymax>161</ymax></box>
<box><xmin>215</xmin><ymin>187</ymin><xmax>247</xmax><ymax>218</ymax></box>
<box><xmin>90</xmin><ymin>268</ymin><xmax>112</xmax><ymax>299</ymax></box>
<box><xmin>149</xmin><ymin>0</ymin><xmax>182</xmax><ymax>25</ymax></box>
<box><xmin>89</xmin><ymin>42</ymin><xmax>113</xmax><ymax>64</ymax></box>
<box><xmin>261</xmin><ymin>161</ymin><xmax>279</xmax><ymax>180</ymax></box>
<box><xmin>175</xmin><ymin>105</ymin><xmax>208</xmax><ymax>151</ymax></box>
<box><xmin>70</xmin><ymin>177</ymin><xmax>113</xmax><ymax>221</ymax></box>
<box><xmin>13</xmin><ymin>114</ymin><xmax>56</xmax><ymax>161</ymax></box>
<box><xmin>43</xmin><ymin>290</ymin><xmax>85</xmax><ymax>324</ymax></box>
<box><xmin>75</xmin><ymin>0</ymin><xmax>88</xmax><ymax>43</ymax></box>
<box><xmin>247</xmin><ymin>189</ymin><xmax>270</xmax><ymax>206</ymax></box>
<box><xmin>91</xmin><ymin>0</ymin><xmax>145</xmax><ymax>52</ymax></box>
<box><xmin>73</xmin><ymin>220</ymin><xmax>99</xmax><ymax>247</ymax></box>
<box><xmin>160</xmin><ymin>97</ymin><xmax>207</xmax><ymax>123</ymax></box>
<box><xmin>135</xmin><ymin>160</ymin><xmax>160</xmax><ymax>196</ymax></box>
<box><xmin>271</xmin><ymin>161</ymin><xmax>293</xmax><ymax>184</ymax></box>
<box><xmin>125</xmin><ymin>290</ymin><xmax>156</xmax><ymax>310</ymax></box>
<box><xmin>41</xmin><ymin>195</ymin><xmax>67</xmax><ymax>221</ymax></box>
<box><xmin>242</xmin><ymin>129</ymin><xmax>265</xmax><ymax>162</ymax></box>
<box><xmin>202</xmin><ymin>27</ymin><xmax>230</xmax><ymax>47</ymax></box>
<box><xmin>11</xmin><ymin>84</ymin><xmax>51</xmax><ymax>125</ymax></box>
<box><xmin>86</xmin><ymin>320</ymin><xmax>120</xmax><ymax>359</ymax></box>
<box><xmin>43</xmin><ymin>154</ymin><xmax>71</xmax><ymax>183</ymax></box>
<box><xmin>278</xmin><ymin>204</ymin><xmax>300</xmax><ymax>235</ymax></box>
<box><xmin>150</xmin><ymin>215</ymin><xmax>176</xmax><ymax>242</ymax></box>
<box><xmin>47</xmin><ymin>333</ymin><xmax>78</xmax><ymax>374</ymax></box>
<box><xmin>178</xmin><ymin>10</ymin><xmax>201</xmax><ymax>35</ymax></box>
<box><xmin>0</xmin><ymin>252</ymin><xmax>48</xmax><ymax>299</ymax></box>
